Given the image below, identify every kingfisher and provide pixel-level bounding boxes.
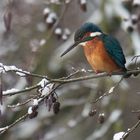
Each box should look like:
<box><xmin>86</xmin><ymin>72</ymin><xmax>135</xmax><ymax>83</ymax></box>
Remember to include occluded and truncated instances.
<box><xmin>61</xmin><ymin>22</ymin><xmax>126</xmax><ymax>74</ymax></box>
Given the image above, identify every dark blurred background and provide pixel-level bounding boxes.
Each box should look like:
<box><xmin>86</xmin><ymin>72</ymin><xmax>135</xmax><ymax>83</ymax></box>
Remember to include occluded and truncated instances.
<box><xmin>0</xmin><ymin>0</ymin><xmax>140</xmax><ymax>140</ymax></box>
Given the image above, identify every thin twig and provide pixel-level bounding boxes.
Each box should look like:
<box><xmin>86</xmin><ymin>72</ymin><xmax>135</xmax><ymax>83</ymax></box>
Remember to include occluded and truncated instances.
<box><xmin>121</xmin><ymin>119</ymin><xmax>140</xmax><ymax>140</ymax></box>
<box><xmin>7</xmin><ymin>94</ymin><xmax>40</xmax><ymax>108</ymax></box>
<box><xmin>0</xmin><ymin>113</ymin><xmax>28</xmax><ymax>134</ymax></box>
<box><xmin>93</xmin><ymin>76</ymin><xmax>124</xmax><ymax>104</ymax></box>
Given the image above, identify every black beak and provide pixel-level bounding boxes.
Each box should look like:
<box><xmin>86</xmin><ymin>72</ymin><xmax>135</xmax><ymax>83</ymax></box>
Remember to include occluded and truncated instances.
<box><xmin>60</xmin><ymin>42</ymin><xmax>79</xmax><ymax>57</ymax></box>
<box><xmin>61</xmin><ymin>36</ymin><xmax>93</xmax><ymax>57</ymax></box>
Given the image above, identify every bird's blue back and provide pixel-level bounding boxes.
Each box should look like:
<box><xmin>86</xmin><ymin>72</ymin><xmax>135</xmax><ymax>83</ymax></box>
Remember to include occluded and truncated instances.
<box><xmin>99</xmin><ymin>34</ymin><xmax>126</xmax><ymax>69</ymax></box>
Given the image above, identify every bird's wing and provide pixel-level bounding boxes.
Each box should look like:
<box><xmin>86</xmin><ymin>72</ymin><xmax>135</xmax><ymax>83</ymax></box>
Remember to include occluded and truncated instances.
<box><xmin>100</xmin><ymin>34</ymin><xmax>126</xmax><ymax>68</ymax></box>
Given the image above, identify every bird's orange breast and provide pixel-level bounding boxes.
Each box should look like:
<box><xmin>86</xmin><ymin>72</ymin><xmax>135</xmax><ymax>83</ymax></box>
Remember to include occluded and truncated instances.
<box><xmin>83</xmin><ymin>37</ymin><xmax>122</xmax><ymax>73</ymax></box>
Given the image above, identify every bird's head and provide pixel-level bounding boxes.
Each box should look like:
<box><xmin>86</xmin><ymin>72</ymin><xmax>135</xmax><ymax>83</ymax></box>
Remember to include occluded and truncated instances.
<box><xmin>74</xmin><ymin>22</ymin><xmax>102</xmax><ymax>42</ymax></box>
<box><xmin>61</xmin><ymin>22</ymin><xmax>103</xmax><ymax>57</ymax></box>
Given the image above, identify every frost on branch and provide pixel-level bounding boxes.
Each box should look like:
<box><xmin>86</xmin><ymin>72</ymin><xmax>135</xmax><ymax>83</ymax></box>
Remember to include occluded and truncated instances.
<box><xmin>28</xmin><ymin>106</ymin><xmax>38</xmax><ymax>119</ymax></box>
<box><xmin>113</xmin><ymin>132</ymin><xmax>125</xmax><ymax>140</ymax></box>
<box><xmin>0</xmin><ymin>63</ymin><xmax>30</xmax><ymax>76</ymax></box>
<box><xmin>33</xmin><ymin>99</ymin><xmax>39</xmax><ymax>106</ymax></box>
<box><xmin>0</xmin><ymin>126</ymin><xmax>8</xmax><ymax>132</ymax></box>
<box><xmin>108</xmin><ymin>86</ymin><xmax>115</xmax><ymax>93</ymax></box>
<box><xmin>3</xmin><ymin>88</ymin><xmax>19</xmax><ymax>96</ymax></box>
<box><xmin>37</xmin><ymin>78</ymin><xmax>49</xmax><ymax>88</ymax></box>
<box><xmin>28</xmin><ymin>106</ymin><xmax>33</xmax><ymax>114</ymax></box>
<box><xmin>37</xmin><ymin>78</ymin><xmax>54</xmax><ymax>96</ymax></box>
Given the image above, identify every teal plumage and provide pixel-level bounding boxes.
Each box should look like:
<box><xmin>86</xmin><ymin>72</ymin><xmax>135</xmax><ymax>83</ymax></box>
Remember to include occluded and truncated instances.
<box><xmin>74</xmin><ymin>23</ymin><xmax>103</xmax><ymax>42</ymax></box>
<box><xmin>100</xmin><ymin>34</ymin><xmax>126</xmax><ymax>70</ymax></box>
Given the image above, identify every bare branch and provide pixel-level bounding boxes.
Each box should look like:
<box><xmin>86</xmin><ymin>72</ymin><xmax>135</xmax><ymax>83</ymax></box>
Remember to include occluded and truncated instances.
<box><xmin>93</xmin><ymin>76</ymin><xmax>124</xmax><ymax>104</ymax></box>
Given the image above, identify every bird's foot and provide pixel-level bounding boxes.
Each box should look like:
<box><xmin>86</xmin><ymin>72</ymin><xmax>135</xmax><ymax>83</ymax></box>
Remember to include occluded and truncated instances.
<box><xmin>95</xmin><ymin>70</ymin><xmax>102</xmax><ymax>74</ymax></box>
<box><xmin>108</xmin><ymin>72</ymin><xmax>112</xmax><ymax>76</ymax></box>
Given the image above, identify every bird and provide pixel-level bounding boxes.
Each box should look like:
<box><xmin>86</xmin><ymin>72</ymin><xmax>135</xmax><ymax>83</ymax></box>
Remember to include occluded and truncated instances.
<box><xmin>61</xmin><ymin>22</ymin><xmax>126</xmax><ymax>74</ymax></box>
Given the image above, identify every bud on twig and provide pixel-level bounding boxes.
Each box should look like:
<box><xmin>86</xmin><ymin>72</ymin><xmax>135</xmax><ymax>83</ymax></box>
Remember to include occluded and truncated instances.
<box><xmin>54</xmin><ymin>27</ymin><xmax>62</xmax><ymax>39</ymax></box>
<box><xmin>61</xmin><ymin>28</ymin><xmax>71</xmax><ymax>41</ymax></box>
<box><xmin>43</xmin><ymin>7</ymin><xmax>50</xmax><ymax>19</ymax></box>
<box><xmin>131</xmin><ymin>14</ymin><xmax>138</xmax><ymax>24</ymax></box>
<box><xmin>133</xmin><ymin>0</ymin><xmax>140</xmax><ymax>7</ymax></box>
<box><xmin>88</xmin><ymin>109</ymin><xmax>97</xmax><ymax>117</ymax></box>
<box><xmin>29</xmin><ymin>111</ymin><xmax>38</xmax><ymax>119</ymax></box>
<box><xmin>52</xmin><ymin>96</ymin><xmax>57</xmax><ymax>103</ymax></box>
<box><xmin>98</xmin><ymin>113</ymin><xmax>105</xmax><ymax>124</ymax></box>
<box><xmin>53</xmin><ymin>101</ymin><xmax>60</xmax><ymax>114</ymax></box>
<box><xmin>79</xmin><ymin>0</ymin><xmax>87</xmax><ymax>12</ymax></box>
<box><xmin>28</xmin><ymin>106</ymin><xmax>38</xmax><ymax>119</ymax></box>
<box><xmin>48</xmin><ymin>97</ymin><xmax>53</xmax><ymax>111</ymax></box>
<box><xmin>46</xmin><ymin>12</ymin><xmax>57</xmax><ymax>28</ymax></box>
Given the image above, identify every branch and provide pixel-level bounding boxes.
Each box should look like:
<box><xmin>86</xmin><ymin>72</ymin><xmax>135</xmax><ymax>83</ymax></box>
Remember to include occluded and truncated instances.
<box><xmin>0</xmin><ymin>63</ymin><xmax>140</xmax><ymax>135</ymax></box>
<box><xmin>93</xmin><ymin>76</ymin><xmax>124</xmax><ymax>104</ymax></box>
<box><xmin>0</xmin><ymin>113</ymin><xmax>28</xmax><ymax>134</ymax></box>
<box><xmin>3</xmin><ymin>84</ymin><xmax>40</xmax><ymax>96</ymax></box>
<box><xmin>49</xmin><ymin>69</ymin><xmax>140</xmax><ymax>83</ymax></box>
<box><xmin>121</xmin><ymin>119</ymin><xmax>140</xmax><ymax>140</ymax></box>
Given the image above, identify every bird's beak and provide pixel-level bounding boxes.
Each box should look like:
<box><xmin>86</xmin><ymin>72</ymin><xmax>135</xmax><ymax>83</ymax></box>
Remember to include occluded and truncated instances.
<box><xmin>60</xmin><ymin>36</ymin><xmax>93</xmax><ymax>57</ymax></box>
<box><xmin>60</xmin><ymin>42</ymin><xmax>79</xmax><ymax>57</ymax></box>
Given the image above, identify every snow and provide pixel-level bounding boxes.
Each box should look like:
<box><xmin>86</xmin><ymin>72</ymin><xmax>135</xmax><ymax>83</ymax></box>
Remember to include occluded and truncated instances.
<box><xmin>62</xmin><ymin>34</ymin><xmax>68</xmax><ymax>40</ymax></box>
<box><xmin>0</xmin><ymin>63</ymin><xmax>30</xmax><ymax>76</ymax></box>
<box><xmin>99</xmin><ymin>113</ymin><xmax>105</xmax><ymax>117</ymax></box>
<box><xmin>28</xmin><ymin>107</ymin><xmax>33</xmax><ymax>114</ymax></box>
<box><xmin>67</xmin><ymin>119</ymin><xmax>77</xmax><ymax>127</ymax></box>
<box><xmin>37</xmin><ymin>78</ymin><xmax>49</xmax><ymax>88</ymax></box>
<box><xmin>41</xmin><ymin>86</ymin><xmax>50</xmax><ymax>96</ymax></box>
<box><xmin>4</xmin><ymin>65</ymin><xmax>18</xmax><ymax>71</ymax></box>
<box><xmin>16</xmin><ymin>71</ymin><xmax>26</xmax><ymax>76</ymax></box>
<box><xmin>41</xmin><ymin>83</ymin><xmax>54</xmax><ymax>96</ymax></box>
<box><xmin>46</xmin><ymin>17</ymin><xmax>53</xmax><ymax>24</ymax></box>
<box><xmin>133</xmin><ymin>0</ymin><xmax>140</xmax><ymax>6</ymax></box>
<box><xmin>33</xmin><ymin>99</ymin><xmax>38</xmax><ymax>106</ymax></box>
<box><xmin>108</xmin><ymin>86</ymin><xmax>115</xmax><ymax>93</ymax></box>
<box><xmin>55</xmin><ymin>27</ymin><xmax>62</xmax><ymax>35</ymax></box>
<box><xmin>50</xmin><ymin>0</ymin><xmax>60</xmax><ymax>4</ymax></box>
<box><xmin>46</xmin><ymin>12</ymin><xmax>57</xmax><ymax>24</ymax></box>
<box><xmin>81</xmin><ymin>68</ymin><xmax>86</xmax><ymax>72</ymax></box>
<box><xmin>64</xmin><ymin>28</ymin><xmax>71</xmax><ymax>35</ymax></box>
<box><xmin>113</xmin><ymin>132</ymin><xmax>125</xmax><ymax>140</ymax></box>
<box><xmin>37</xmin><ymin>78</ymin><xmax>54</xmax><ymax>96</ymax></box>
<box><xmin>80</xmin><ymin>0</ymin><xmax>87</xmax><ymax>4</ymax></box>
<box><xmin>40</xmin><ymin>39</ymin><xmax>46</xmax><ymax>46</ymax></box>
<box><xmin>0</xmin><ymin>126</ymin><xmax>8</xmax><ymax>131</ymax></box>
<box><xmin>81</xmin><ymin>103</ymin><xmax>90</xmax><ymax>117</ymax></box>
<box><xmin>3</xmin><ymin>88</ymin><xmax>19</xmax><ymax>95</ymax></box>
<box><xmin>49</xmin><ymin>12</ymin><xmax>57</xmax><ymax>19</ymax></box>
<box><xmin>43</xmin><ymin>7</ymin><xmax>50</xmax><ymax>15</ymax></box>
